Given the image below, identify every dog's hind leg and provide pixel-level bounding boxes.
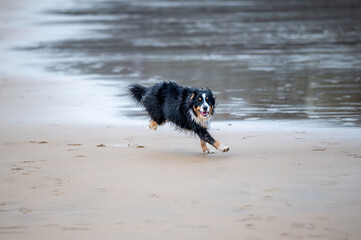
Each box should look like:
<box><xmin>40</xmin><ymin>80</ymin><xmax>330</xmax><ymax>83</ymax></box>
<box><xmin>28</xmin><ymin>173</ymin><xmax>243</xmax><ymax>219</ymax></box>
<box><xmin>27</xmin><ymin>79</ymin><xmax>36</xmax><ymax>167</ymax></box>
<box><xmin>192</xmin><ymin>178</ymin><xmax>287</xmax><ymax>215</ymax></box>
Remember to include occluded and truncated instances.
<box><xmin>149</xmin><ymin>119</ymin><xmax>168</xmax><ymax>131</ymax></box>
<box><xmin>149</xmin><ymin>120</ymin><xmax>159</xmax><ymax>130</ymax></box>
<box><xmin>200</xmin><ymin>140</ymin><xmax>214</xmax><ymax>154</ymax></box>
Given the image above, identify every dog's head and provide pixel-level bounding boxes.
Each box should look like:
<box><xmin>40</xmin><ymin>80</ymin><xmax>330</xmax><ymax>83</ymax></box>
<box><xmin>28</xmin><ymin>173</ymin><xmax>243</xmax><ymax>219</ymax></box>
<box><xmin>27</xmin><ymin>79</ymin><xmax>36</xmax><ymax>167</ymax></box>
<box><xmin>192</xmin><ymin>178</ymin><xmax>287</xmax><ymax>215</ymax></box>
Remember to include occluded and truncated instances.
<box><xmin>189</xmin><ymin>89</ymin><xmax>216</xmax><ymax>120</ymax></box>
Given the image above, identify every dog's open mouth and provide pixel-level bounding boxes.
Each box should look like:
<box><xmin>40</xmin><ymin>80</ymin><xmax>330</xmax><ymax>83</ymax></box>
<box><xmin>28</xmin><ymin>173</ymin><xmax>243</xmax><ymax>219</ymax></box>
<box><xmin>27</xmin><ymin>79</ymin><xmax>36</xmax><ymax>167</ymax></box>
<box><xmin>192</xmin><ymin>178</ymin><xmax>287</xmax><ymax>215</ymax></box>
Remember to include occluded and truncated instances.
<box><xmin>200</xmin><ymin>110</ymin><xmax>209</xmax><ymax>117</ymax></box>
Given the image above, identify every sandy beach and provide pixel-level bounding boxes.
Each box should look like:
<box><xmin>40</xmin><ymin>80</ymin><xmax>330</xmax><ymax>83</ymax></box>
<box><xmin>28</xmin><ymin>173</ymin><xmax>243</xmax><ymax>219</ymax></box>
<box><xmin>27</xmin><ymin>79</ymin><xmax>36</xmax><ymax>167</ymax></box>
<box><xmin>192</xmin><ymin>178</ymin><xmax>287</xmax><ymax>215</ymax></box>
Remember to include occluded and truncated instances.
<box><xmin>1</xmin><ymin>1</ymin><xmax>361</xmax><ymax>239</ymax></box>
<box><xmin>1</xmin><ymin>73</ymin><xmax>361</xmax><ymax>240</ymax></box>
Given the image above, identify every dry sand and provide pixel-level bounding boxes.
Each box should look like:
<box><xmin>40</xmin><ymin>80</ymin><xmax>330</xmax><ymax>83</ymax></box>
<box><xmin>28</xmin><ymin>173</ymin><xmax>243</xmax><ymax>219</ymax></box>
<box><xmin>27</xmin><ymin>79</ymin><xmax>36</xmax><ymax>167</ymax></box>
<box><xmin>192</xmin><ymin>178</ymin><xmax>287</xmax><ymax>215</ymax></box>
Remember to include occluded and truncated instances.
<box><xmin>1</xmin><ymin>74</ymin><xmax>361</xmax><ymax>240</ymax></box>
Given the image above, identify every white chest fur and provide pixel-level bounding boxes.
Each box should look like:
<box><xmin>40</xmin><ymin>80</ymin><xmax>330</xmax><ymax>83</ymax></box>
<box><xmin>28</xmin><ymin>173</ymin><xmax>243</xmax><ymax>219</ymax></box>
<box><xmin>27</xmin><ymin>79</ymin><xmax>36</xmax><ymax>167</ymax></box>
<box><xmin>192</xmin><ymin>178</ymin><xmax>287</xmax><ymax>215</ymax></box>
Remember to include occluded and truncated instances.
<box><xmin>189</xmin><ymin>109</ymin><xmax>211</xmax><ymax>129</ymax></box>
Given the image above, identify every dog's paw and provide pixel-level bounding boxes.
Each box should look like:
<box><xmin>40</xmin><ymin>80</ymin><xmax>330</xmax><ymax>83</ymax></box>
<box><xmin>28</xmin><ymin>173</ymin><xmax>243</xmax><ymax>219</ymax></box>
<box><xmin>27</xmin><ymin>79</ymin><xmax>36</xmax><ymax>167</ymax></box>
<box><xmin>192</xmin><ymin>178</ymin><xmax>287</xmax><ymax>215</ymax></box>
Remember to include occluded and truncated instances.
<box><xmin>203</xmin><ymin>149</ymin><xmax>215</xmax><ymax>154</ymax></box>
<box><xmin>149</xmin><ymin>125</ymin><xmax>157</xmax><ymax>131</ymax></box>
<box><xmin>219</xmin><ymin>144</ymin><xmax>230</xmax><ymax>152</ymax></box>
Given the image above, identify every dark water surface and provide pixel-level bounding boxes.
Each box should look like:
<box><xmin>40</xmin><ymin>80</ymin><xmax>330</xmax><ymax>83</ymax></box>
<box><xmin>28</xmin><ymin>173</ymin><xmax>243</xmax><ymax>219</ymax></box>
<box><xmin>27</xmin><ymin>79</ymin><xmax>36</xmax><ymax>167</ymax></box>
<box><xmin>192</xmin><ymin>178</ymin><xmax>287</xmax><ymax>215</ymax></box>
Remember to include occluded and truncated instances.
<box><xmin>23</xmin><ymin>0</ymin><xmax>361</xmax><ymax>126</ymax></box>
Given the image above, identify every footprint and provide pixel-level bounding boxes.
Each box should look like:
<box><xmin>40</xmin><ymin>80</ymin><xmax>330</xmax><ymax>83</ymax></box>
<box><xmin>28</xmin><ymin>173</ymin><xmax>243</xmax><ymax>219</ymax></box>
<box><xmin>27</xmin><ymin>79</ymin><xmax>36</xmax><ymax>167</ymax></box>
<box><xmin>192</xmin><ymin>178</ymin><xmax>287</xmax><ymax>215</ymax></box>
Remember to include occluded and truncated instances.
<box><xmin>59</xmin><ymin>226</ymin><xmax>91</xmax><ymax>231</ymax></box>
<box><xmin>291</xmin><ymin>222</ymin><xmax>315</xmax><ymax>230</ymax></box>
<box><xmin>19</xmin><ymin>161</ymin><xmax>35</xmax><ymax>164</ymax></box>
<box><xmin>67</xmin><ymin>149</ymin><xmax>78</xmax><ymax>152</ymax></box>
<box><xmin>312</xmin><ymin>146</ymin><xmax>327</xmax><ymax>151</ymax></box>
<box><xmin>29</xmin><ymin>141</ymin><xmax>48</xmax><ymax>144</ymax></box>
<box><xmin>128</xmin><ymin>144</ymin><xmax>145</xmax><ymax>148</ymax></box>
<box><xmin>0</xmin><ymin>226</ymin><xmax>26</xmax><ymax>234</ymax></box>
<box><xmin>295</xmin><ymin>131</ymin><xmax>306</xmax><ymax>134</ymax></box>
<box><xmin>18</xmin><ymin>207</ymin><xmax>32</xmax><ymax>214</ymax></box>
<box><xmin>321</xmin><ymin>141</ymin><xmax>339</xmax><ymax>145</ymax></box>
<box><xmin>238</xmin><ymin>204</ymin><xmax>253</xmax><ymax>211</ymax></box>
<box><xmin>98</xmin><ymin>188</ymin><xmax>108</xmax><ymax>193</ymax></box>
<box><xmin>264</xmin><ymin>188</ymin><xmax>281</xmax><ymax>192</ymax></box>
<box><xmin>51</xmin><ymin>189</ymin><xmax>64</xmax><ymax>196</ymax></box>
<box><xmin>42</xmin><ymin>224</ymin><xmax>59</xmax><ymax>228</ymax></box>
<box><xmin>67</xmin><ymin>143</ymin><xmax>82</xmax><ymax>146</ymax></box>
<box><xmin>316</xmin><ymin>217</ymin><xmax>330</xmax><ymax>222</ymax></box>
<box><xmin>245</xmin><ymin>223</ymin><xmax>256</xmax><ymax>229</ymax></box>
<box><xmin>149</xmin><ymin>194</ymin><xmax>160</xmax><ymax>198</ymax></box>
<box><xmin>281</xmin><ymin>232</ymin><xmax>302</xmax><ymax>239</ymax></box>
<box><xmin>237</xmin><ymin>214</ymin><xmax>263</xmax><ymax>222</ymax></box>
<box><xmin>11</xmin><ymin>167</ymin><xmax>24</xmax><ymax>171</ymax></box>
<box><xmin>54</xmin><ymin>178</ymin><xmax>64</xmax><ymax>186</ymax></box>
<box><xmin>321</xmin><ymin>181</ymin><xmax>338</xmax><ymax>186</ymax></box>
<box><xmin>242</xmin><ymin>135</ymin><xmax>257</xmax><ymax>139</ymax></box>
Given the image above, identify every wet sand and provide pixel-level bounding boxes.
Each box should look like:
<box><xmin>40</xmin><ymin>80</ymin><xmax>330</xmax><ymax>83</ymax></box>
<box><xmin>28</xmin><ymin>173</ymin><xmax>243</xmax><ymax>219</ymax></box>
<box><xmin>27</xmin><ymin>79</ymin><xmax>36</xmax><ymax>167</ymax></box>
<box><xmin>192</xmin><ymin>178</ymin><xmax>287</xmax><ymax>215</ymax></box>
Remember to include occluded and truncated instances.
<box><xmin>1</xmin><ymin>74</ymin><xmax>361</xmax><ymax>240</ymax></box>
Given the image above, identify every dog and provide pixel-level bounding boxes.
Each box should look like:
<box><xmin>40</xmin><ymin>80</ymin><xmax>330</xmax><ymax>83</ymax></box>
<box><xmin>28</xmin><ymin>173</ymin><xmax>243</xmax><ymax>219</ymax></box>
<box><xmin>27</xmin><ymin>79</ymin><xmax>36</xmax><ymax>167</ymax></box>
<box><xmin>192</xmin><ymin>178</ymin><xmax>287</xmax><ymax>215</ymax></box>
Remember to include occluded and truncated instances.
<box><xmin>128</xmin><ymin>81</ymin><xmax>229</xmax><ymax>153</ymax></box>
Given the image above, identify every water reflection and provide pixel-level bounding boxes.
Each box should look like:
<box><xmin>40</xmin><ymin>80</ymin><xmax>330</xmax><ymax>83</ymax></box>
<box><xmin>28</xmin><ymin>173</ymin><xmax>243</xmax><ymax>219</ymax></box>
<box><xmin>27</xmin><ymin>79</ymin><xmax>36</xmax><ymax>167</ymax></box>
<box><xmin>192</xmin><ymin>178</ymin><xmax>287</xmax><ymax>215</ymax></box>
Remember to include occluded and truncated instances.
<box><xmin>22</xmin><ymin>0</ymin><xmax>361</xmax><ymax>126</ymax></box>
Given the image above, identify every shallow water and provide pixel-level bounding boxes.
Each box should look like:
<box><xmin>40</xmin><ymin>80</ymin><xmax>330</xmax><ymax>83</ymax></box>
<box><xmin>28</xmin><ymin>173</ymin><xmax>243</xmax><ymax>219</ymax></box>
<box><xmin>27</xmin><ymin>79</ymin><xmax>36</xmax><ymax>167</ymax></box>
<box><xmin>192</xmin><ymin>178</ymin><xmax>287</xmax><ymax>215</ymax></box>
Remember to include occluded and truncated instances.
<box><xmin>20</xmin><ymin>0</ymin><xmax>361</xmax><ymax>126</ymax></box>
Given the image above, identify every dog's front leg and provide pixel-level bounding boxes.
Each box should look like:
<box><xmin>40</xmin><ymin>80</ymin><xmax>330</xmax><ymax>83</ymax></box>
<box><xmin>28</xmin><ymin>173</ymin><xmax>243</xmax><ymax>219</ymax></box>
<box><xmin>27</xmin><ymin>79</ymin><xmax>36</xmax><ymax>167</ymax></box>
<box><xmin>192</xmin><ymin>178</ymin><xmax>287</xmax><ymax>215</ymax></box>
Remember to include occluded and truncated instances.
<box><xmin>196</xmin><ymin>128</ymin><xmax>229</xmax><ymax>153</ymax></box>
<box><xmin>213</xmin><ymin>140</ymin><xmax>230</xmax><ymax>152</ymax></box>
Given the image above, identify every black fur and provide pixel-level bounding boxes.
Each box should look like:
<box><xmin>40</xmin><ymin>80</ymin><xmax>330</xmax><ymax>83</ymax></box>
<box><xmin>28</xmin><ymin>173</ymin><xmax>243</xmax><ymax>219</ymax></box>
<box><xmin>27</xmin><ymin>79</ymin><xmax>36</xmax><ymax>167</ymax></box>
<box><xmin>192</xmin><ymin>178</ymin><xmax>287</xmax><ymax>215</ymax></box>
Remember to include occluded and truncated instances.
<box><xmin>128</xmin><ymin>81</ymin><xmax>229</xmax><ymax>153</ymax></box>
<box><xmin>128</xmin><ymin>84</ymin><xmax>147</xmax><ymax>102</ymax></box>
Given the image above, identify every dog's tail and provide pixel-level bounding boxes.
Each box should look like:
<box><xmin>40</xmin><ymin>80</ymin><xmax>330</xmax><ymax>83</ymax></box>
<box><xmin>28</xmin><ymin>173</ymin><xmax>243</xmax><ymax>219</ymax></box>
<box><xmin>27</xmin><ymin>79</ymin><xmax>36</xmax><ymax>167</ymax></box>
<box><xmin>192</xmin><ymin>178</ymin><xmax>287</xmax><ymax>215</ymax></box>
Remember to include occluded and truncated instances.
<box><xmin>128</xmin><ymin>84</ymin><xmax>148</xmax><ymax>103</ymax></box>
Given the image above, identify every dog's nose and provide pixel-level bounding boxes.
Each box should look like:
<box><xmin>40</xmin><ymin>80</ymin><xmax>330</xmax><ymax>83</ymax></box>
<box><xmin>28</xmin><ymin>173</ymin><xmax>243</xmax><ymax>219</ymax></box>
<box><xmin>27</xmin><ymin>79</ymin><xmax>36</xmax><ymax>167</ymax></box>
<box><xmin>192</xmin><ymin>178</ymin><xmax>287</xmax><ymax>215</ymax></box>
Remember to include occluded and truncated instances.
<box><xmin>202</xmin><ymin>105</ymin><xmax>208</xmax><ymax>111</ymax></box>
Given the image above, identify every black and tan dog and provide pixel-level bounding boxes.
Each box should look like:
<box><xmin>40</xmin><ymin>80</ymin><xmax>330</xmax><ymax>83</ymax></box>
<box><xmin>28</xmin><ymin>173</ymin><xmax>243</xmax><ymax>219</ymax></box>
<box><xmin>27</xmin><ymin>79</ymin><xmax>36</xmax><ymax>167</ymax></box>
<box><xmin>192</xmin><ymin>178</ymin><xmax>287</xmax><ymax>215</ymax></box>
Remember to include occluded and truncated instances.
<box><xmin>129</xmin><ymin>81</ymin><xmax>229</xmax><ymax>153</ymax></box>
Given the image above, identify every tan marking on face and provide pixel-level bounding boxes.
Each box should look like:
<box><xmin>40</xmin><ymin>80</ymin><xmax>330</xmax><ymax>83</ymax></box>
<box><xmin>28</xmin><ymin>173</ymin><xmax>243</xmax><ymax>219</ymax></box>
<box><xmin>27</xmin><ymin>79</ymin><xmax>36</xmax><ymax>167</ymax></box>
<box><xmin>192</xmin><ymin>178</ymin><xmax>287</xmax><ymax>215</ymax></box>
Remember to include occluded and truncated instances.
<box><xmin>193</xmin><ymin>105</ymin><xmax>201</xmax><ymax>118</ymax></box>
<box><xmin>209</xmin><ymin>105</ymin><xmax>214</xmax><ymax>115</ymax></box>
<box><xmin>149</xmin><ymin>120</ymin><xmax>158</xmax><ymax>131</ymax></box>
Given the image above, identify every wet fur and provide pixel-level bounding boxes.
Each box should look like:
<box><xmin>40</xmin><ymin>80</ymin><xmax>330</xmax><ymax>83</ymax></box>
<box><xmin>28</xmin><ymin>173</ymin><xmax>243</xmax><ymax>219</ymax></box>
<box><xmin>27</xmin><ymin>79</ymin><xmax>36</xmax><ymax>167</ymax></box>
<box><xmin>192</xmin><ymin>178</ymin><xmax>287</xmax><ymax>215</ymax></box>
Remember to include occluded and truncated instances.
<box><xmin>128</xmin><ymin>81</ymin><xmax>229</xmax><ymax>153</ymax></box>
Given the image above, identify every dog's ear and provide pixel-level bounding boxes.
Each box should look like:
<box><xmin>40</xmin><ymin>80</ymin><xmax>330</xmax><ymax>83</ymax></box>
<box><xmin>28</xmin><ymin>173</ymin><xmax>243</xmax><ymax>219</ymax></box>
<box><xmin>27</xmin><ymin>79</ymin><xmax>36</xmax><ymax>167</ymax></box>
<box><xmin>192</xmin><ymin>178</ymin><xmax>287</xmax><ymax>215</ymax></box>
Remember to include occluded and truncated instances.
<box><xmin>187</xmin><ymin>91</ymin><xmax>196</xmax><ymax>106</ymax></box>
<box><xmin>190</xmin><ymin>92</ymin><xmax>195</xmax><ymax>100</ymax></box>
